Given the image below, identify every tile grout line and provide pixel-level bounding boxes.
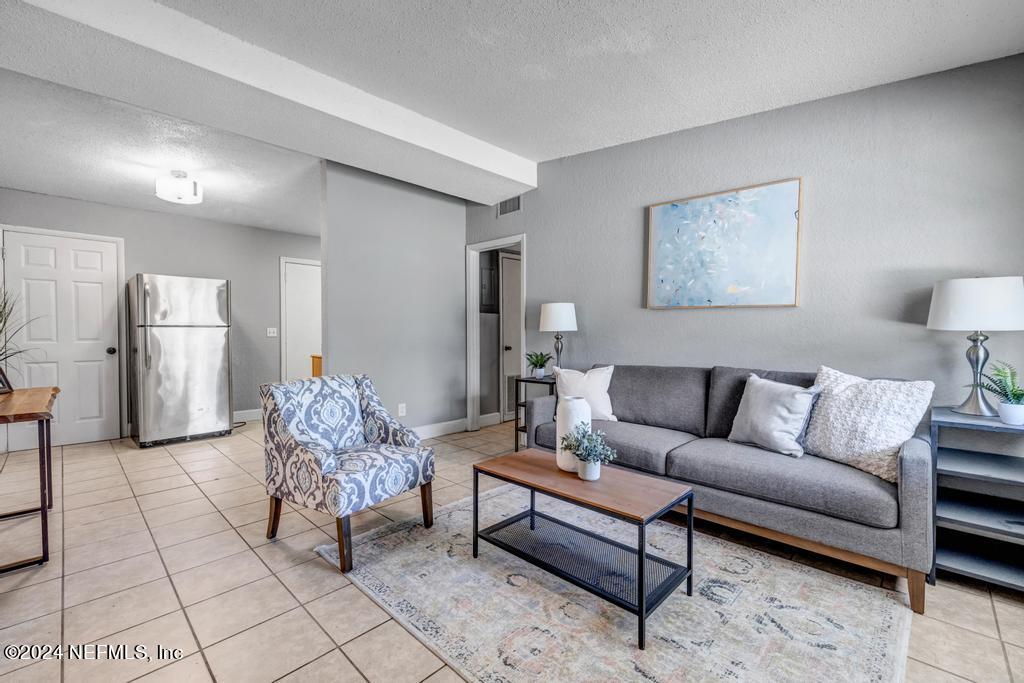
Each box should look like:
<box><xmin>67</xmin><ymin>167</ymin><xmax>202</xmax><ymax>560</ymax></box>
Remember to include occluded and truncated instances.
<box><xmin>991</xmin><ymin>595</ymin><xmax>1017</xmax><ymax>683</ymax></box>
<box><xmin>58</xmin><ymin>445</ymin><xmax>65</xmax><ymax>683</ymax></box>
<box><xmin>113</xmin><ymin>443</ymin><xmax>219</xmax><ymax>682</ymax></box>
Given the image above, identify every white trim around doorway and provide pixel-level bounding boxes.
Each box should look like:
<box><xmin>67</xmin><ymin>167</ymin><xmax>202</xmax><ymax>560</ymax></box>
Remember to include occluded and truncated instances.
<box><xmin>465</xmin><ymin>233</ymin><xmax>525</xmax><ymax>432</ymax></box>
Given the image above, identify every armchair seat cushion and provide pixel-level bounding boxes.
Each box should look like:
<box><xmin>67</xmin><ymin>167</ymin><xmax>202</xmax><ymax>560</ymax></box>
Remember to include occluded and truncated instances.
<box><xmin>323</xmin><ymin>444</ymin><xmax>434</xmax><ymax>518</ymax></box>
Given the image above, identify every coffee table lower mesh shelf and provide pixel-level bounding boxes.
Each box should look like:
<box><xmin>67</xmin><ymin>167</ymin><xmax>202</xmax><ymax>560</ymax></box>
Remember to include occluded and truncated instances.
<box><xmin>478</xmin><ymin>510</ymin><xmax>690</xmax><ymax>615</ymax></box>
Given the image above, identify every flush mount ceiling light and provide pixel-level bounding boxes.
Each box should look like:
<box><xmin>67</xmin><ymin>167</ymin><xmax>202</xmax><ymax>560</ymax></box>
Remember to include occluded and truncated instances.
<box><xmin>155</xmin><ymin>170</ymin><xmax>203</xmax><ymax>204</ymax></box>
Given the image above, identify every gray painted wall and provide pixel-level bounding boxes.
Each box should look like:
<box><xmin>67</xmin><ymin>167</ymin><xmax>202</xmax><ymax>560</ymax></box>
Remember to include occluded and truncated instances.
<box><xmin>323</xmin><ymin>162</ymin><xmax>466</xmax><ymax>427</ymax></box>
<box><xmin>468</xmin><ymin>55</ymin><xmax>1024</xmax><ymax>450</ymax></box>
<box><xmin>0</xmin><ymin>187</ymin><xmax>320</xmax><ymax>411</ymax></box>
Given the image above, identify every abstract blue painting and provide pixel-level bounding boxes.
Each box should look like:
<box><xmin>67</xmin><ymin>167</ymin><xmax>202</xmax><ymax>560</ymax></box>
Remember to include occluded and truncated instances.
<box><xmin>646</xmin><ymin>178</ymin><xmax>801</xmax><ymax>309</ymax></box>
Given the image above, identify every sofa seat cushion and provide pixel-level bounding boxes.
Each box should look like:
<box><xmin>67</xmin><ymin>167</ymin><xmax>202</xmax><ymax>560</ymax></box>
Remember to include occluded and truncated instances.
<box><xmin>666</xmin><ymin>438</ymin><xmax>898</xmax><ymax>528</ymax></box>
<box><xmin>534</xmin><ymin>420</ymin><xmax>699</xmax><ymax>475</ymax></box>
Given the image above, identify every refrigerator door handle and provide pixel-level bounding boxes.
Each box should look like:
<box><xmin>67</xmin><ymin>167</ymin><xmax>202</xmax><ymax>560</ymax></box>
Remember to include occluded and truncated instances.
<box><xmin>143</xmin><ymin>283</ymin><xmax>152</xmax><ymax>369</ymax></box>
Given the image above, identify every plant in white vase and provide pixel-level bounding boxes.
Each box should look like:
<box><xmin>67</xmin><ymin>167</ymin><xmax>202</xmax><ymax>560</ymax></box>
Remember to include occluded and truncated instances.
<box><xmin>560</xmin><ymin>423</ymin><xmax>616</xmax><ymax>481</ymax></box>
<box><xmin>981</xmin><ymin>361</ymin><xmax>1024</xmax><ymax>425</ymax></box>
<box><xmin>525</xmin><ymin>351</ymin><xmax>552</xmax><ymax>379</ymax></box>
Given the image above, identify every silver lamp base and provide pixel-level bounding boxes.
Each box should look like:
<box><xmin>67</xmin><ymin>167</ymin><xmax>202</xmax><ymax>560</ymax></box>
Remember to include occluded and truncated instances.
<box><xmin>951</xmin><ymin>331</ymin><xmax>998</xmax><ymax>417</ymax></box>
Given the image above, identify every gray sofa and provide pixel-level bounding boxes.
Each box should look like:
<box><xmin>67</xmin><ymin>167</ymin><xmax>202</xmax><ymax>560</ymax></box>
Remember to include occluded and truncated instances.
<box><xmin>525</xmin><ymin>364</ymin><xmax>933</xmax><ymax>613</ymax></box>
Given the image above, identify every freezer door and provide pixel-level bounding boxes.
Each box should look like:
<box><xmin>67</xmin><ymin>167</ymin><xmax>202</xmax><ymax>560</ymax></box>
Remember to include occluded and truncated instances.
<box><xmin>134</xmin><ymin>274</ymin><xmax>230</xmax><ymax>326</ymax></box>
<box><xmin>136</xmin><ymin>326</ymin><xmax>232</xmax><ymax>443</ymax></box>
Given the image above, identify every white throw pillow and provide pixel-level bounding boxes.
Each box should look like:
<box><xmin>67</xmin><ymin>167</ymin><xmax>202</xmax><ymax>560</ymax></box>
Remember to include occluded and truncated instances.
<box><xmin>728</xmin><ymin>374</ymin><xmax>821</xmax><ymax>457</ymax></box>
<box><xmin>553</xmin><ymin>366</ymin><xmax>617</xmax><ymax>421</ymax></box>
<box><xmin>803</xmin><ymin>366</ymin><xmax>934</xmax><ymax>482</ymax></box>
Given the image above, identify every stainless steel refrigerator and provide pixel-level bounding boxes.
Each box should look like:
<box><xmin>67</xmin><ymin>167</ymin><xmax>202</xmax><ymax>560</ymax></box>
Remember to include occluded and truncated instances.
<box><xmin>127</xmin><ymin>274</ymin><xmax>233</xmax><ymax>447</ymax></box>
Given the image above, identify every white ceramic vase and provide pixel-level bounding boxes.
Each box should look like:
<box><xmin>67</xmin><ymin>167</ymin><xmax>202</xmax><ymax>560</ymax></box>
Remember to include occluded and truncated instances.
<box><xmin>533</xmin><ymin>367</ymin><xmax>546</xmax><ymax>379</ymax></box>
<box><xmin>578</xmin><ymin>460</ymin><xmax>601</xmax><ymax>481</ymax></box>
<box><xmin>555</xmin><ymin>396</ymin><xmax>591</xmax><ymax>472</ymax></box>
<box><xmin>997</xmin><ymin>402</ymin><xmax>1024</xmax><ymax>426</ymax></box>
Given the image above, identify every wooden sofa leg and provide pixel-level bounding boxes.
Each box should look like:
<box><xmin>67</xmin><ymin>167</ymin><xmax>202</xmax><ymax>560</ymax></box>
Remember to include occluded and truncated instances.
<box><xmin>336</xmin><ymin>516</ymin><xmax>353</xmax><ymax>573</ymax></box>
<box><xmin>266</xmin><ymin>496</ymin><xmax>283</xmax><ymax>539</ymax></box>
<box><xmin>908</xmin><ymin>570</ymin><xmax>926</xmax><ymax>614</ymax></box>
<box><xmin>421</xmin><ymin>482</ymin><xmax>434</xmax><ymax>529</ymax></box>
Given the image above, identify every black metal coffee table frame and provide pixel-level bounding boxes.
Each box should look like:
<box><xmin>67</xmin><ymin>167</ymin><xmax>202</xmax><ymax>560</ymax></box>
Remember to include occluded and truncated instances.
<box><xmin>472</xmin><ymin>468</ymin><xmax>693</xmax><ymax>649</ymax></box>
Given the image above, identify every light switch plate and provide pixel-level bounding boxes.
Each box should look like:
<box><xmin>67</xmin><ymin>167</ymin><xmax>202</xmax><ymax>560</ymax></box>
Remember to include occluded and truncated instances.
<box><xmin>266</xmin><ymin>327</ymin><xmax>278</xmax><ymax>338</ymax></box>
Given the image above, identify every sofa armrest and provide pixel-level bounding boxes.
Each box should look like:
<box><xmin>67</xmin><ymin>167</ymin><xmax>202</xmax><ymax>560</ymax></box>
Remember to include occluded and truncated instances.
<box><xmin>525</xmin><ymin>395</ymin><xmax>556</xmax><ymax>449</ymax></box>
<box><xmin>898</xmin><ymin>435</ymin><xmax>934</xmax><ymax>573</ymax></box>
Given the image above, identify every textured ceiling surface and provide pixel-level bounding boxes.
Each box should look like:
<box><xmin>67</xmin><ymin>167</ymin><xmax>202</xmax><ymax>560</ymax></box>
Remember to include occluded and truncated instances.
<box><xmin>153</xmin><ymin>0</ymin><xmax>1024</xmax><ymax>161</ymax></box>
<box><xmin>0</xmin><ymin>69</ymin><xmax>321</xmax><ymax>235</ymax></box>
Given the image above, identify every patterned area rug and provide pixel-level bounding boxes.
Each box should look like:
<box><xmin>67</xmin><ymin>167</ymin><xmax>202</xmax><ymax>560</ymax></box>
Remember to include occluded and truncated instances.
<box><xmin>317</xmin><ymin>485</ymin><xmax>911</xmax><ymax>682</ymax></box>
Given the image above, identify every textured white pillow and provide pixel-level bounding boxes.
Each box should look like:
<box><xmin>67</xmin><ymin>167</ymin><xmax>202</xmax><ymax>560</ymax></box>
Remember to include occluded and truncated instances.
<box><xmin>728</xmin><ymin>374</ymin><xmax>821</xmax><ymax>457</ymax></box>
<box><xmin>803</xmin><ymin>366</ymin><xmax>934</xmax><ymax>482</ymax></box>
<box><xmin>553</xmin><ymin>366</ymin><xmax>617</xmax><ymax>421</ymax></box>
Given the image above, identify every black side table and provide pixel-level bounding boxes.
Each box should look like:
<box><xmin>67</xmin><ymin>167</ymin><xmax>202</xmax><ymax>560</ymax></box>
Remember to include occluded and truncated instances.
<box><xmin>513</xmin><ymin>376</ymin><xmax>555</xmax><ymax>452</ymax></box>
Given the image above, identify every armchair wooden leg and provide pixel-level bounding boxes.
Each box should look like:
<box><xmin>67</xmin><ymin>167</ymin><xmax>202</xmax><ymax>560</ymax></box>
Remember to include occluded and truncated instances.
<box><xmin>420</xmin><ymin>482</ymin><xmax>434</xmax><ymax>529</ymax></box>
<box><xmin>908</xmin><ymin>570</ymin><xmax>926</xmax><ymax>614</ymax></box>
<box><xmin>336</xmin><ymin>516</ymin><xmax>353</xmax><ymax>573</ymax></box>
<box><xmin>266</xmin><ymin>496</ymin><xmax>283</xmax><ymax>539</ymax></box>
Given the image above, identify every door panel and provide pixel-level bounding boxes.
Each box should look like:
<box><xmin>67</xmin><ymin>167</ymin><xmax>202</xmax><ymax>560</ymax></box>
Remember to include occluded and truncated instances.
<box><xmin>499</xmin><ymin>255</ymin><xmax>522</xmax><ymax>421</ymax></box>
<box><xmin>282</xmin><ymin>260</ymin><xmax>322</xmax><ymax>381</ymax></box>
<box><xmin>137</xmin><ymin>326</ymin><xmax>230</xmax><ymax>442</ymax></box>
<box><xmin>138</xmin><ymin>273</ymin><xmax>229</xmax><ymax>326</ymax></box>
<box><xmin>5</xmin><ymin>231</ymin><xmax>120</xmax><ymax>449</ymax></box>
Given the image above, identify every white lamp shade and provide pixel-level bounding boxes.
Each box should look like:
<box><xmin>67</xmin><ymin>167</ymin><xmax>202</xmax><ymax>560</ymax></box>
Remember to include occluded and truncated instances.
<box><xmin>927</xmin><ymin>276</ymin><xmax>1024</xmax><ymax>331</ymax></box>
<box><xmin>539</xmin><ymin>302</ymin><xmax>577</xmax><ymax>332</ymax></box>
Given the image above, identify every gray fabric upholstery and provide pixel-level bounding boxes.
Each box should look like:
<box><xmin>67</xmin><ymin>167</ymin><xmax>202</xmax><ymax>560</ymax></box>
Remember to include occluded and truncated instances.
<box><xmin>706</xmin><ymin>366</ymin><xmax>817</xmax><ymax>438</ymax></box>
<box><xmin>535</xmin><ymin>420</ymin><xmax>698</xmax><ymax>475</ymax></box>
<box><xmin>595</xmin><ymin>364</ymin><xmax>709</xmax><ymax>436</ymax></box>
<box><xmin>525</xmin><ymin>395</ymin><xmax>556</xmax><ymax>450</ymax></box>
<box><xmin>898</xmin><ymin>437</ymin><xmax>934</xmax><ymax>572</ymax></box>
<box><xmin>667</xmin><ymin>438</ymin><xmax>898</xmax><ymax>528</ymax></box>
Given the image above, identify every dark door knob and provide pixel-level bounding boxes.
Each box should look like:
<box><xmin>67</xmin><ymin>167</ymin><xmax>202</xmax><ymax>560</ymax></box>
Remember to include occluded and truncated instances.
<box><xmin>504</xmin><ymin>345</ymin><xmax>512</xmax><ymax>351</ymax></box>
<box><xmin>106</xmin><ymin>347</ymin><xmax>117</xmax><ymax>355</ymax></box>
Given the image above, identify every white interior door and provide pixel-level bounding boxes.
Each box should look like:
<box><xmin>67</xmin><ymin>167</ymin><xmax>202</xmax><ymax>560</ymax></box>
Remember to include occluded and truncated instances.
<box><xmin>499</xmin><ymin>254</ymin><xmax>522</xmax><ymax>421</ymax></box>
<box><xmin>281</xmin><ymin>258</ymin><xmax>322</xmax><ymax>381</ymax></box>
<box><xmin>4</xmin><ymin>230</ymin><xmax>120</xmax><ymax>449</ymax></box>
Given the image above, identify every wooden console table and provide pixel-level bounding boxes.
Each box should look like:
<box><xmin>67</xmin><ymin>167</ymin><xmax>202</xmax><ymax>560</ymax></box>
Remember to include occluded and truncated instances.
<box><xmin>0</xmin><ymin>387</ymin><xmax>59</xmax><ymax>575</ymax></box>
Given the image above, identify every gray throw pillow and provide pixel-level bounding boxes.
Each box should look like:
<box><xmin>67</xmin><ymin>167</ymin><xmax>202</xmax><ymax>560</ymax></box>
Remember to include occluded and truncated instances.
<box><xmin>728</xmin><ymin>373</ymin><xmax>821</xmax><ymax>457</ymax></box>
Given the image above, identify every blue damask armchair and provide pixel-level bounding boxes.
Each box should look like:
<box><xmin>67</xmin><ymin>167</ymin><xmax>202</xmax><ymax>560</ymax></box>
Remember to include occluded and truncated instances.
<box><xmin>261</xmin><ymin>374</ymin><xmax>434</xmax><ymax>572</ymax></box>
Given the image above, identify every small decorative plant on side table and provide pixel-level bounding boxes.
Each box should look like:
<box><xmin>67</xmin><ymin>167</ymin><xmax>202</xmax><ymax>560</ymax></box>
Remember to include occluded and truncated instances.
<box><xmin>981</xmin><ymin>361</ymin><xmax>1024</xmax><ymax>425</ymax></box>
<box><xmin>525</xmin><ymin>351</ymin><xmax>553</xmax><ymax>379</ymax></box>
<box><xmin>560</xmin><ymin>423</ymin><xmax>617</xmax><ymax>481</ymax></box>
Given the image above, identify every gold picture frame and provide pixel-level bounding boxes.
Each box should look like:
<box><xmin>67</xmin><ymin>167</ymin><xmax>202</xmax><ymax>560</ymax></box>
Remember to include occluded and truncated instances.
<box><xmin>646</xmin><ymin>177</ymin><xmax>802</xmax><ymax>310</ymax></box>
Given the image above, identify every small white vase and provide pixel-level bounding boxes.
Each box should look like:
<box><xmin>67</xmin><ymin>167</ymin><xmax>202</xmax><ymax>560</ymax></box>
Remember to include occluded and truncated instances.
<box><xmin>555</xmin><ymin>396</ymin><xmax>591</xmax><ymax>472</ymax></box>
<box><xmin>997</xmin><ymin>402</ymin><xmax>1024</xmax><ymax>426</ymax></box>
<box><xmin>578</xmin><ymin>460</ymin><xmax>601</xmax><ymax>481</ymax></box>
<box><xmin>533</xmin><ymin>367</ymin><xmax>546</xmax><ymax>379</ymax></box>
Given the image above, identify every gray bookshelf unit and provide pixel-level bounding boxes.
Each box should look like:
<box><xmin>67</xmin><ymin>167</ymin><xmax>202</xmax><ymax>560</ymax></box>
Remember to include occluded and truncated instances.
<box><xmin>930</xmin><ymin>407</ymin><xmax>1024</xmax><ymax>591</ymax></box>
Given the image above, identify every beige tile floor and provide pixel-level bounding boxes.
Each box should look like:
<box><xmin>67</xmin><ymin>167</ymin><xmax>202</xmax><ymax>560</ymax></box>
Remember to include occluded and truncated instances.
<box><xmin>0</xmin><ymin>420</ymin><xmax>1020</xmax><ymax>682</ymax></box>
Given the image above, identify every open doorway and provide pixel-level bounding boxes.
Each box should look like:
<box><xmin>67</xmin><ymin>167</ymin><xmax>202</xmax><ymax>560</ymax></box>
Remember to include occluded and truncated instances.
<box><xmin>465</xmin><ymin>234</ymin><xmax>525</xmax><ymax>432</ymax></box>
<box><xmin>280</xmin><ymin>257</ymin><xmax>322</xmax><ymax>380</ymax></box>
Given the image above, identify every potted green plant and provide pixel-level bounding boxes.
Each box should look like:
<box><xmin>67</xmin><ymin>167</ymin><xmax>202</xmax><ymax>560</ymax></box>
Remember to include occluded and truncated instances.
<box><xmin>0</xmin><ymin>291</ymin><xmax>32</xmax><ymax>393</ymax></box>
<box><xmin>525</xmin><ymin>351</ymin><xmax>553</xmax><ymax>379</ymax></box>
<box><xmin>981</xmin><ymin>361</ymin><xmax>1024</xmax><ymax>425</ymax></box>
<box><xmin>560</xmin><ymin>423</ymin><xmax>616</xmax><ymax>481</ymax></box>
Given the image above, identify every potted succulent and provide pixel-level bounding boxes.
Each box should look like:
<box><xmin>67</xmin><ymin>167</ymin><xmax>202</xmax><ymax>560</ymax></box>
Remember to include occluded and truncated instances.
<box><xmin>560</xmin><ymin>423</ymin><xmax>617</xmax><ymax>481</ymax></box>
<box><xmin>525</xmin><ymin>351</ymin><xmax>553</xmax><ymax>379</ymax></box>
<box><xmin>981</xmin><ymin>361</ymin><xmax>1024</xmax><ymax>425</ymax></box>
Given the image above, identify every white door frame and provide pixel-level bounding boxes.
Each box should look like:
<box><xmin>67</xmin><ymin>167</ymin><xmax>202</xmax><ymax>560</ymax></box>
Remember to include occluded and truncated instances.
<box><xmin>466</xmin><ymin>234</ymin><xmax>525</xmax><ymax>432</ymax></box>
<box><xmin>0</xmin><ymin>223</ymin><xmax>128</xmax><ymax>440</ymax></box>
<box><xmin>279</xmin><ymin>256</ymin><xmax>321</xmax><ymax>381</ymax></box>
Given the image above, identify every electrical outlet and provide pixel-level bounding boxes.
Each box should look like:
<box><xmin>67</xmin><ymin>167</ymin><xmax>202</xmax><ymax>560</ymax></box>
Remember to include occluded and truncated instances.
<box><xmin>397</xmin><ymin>403</ymin><xmax>407</xmax><ymax>417</ymax></box>
<box><xmin>266</xmin><ymin>327</ymin><xmax>278</xmax><ymax>338</ymax></box>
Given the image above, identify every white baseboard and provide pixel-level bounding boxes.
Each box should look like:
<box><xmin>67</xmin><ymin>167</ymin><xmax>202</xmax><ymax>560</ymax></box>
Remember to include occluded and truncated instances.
<box><xmin>479</xmin><ymin>412</ymin><xmax>502</xmax><ymax>427</ymax></box>
<box><xmin>413</xmin><ymin>418</ymin><xmax>467</xmax><ymax>439</ymax></box>
<box><xmin>234</xmin><ymin>409</ymin><xmax>262</xmax><ymax>423</ymax></box>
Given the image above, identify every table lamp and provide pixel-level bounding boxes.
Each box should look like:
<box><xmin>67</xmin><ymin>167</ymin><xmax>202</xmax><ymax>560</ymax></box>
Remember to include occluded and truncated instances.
<box><xmin>539</xmin><ymin>303</ymin><xmax>577</xmax><ymax>368</ymax></box>
<box><xmin>927</xmin><ymin>276</ymin><xmax>1024</xmax><ymax>415</ymax></box>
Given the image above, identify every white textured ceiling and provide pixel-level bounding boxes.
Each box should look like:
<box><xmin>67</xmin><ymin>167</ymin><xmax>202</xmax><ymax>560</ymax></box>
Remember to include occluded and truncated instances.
<box><xmin>151</xmin><ymin>0</ymin><xmax>1024</xmax><ymax>161</ymax></box>
<box><xmin>2</xmin><ymin>0</ymin><xmax>1023</xmax><ymax>207</ymax></box>
<box><xmin>0</xmin><ymin>69</ymin><xmax>322</xmax><ymax>235</ymax></box>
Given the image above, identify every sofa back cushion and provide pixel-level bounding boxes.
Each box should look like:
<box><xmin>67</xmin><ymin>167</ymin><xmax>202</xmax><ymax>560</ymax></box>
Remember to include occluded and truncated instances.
<box><xmin>595</xmin><ymin>364</ymin><xmax>709</xmax><ymax>436</ymax></box>
<box><xmin>706</xmin><ymin>366</ymin><xmax>817</xmax><ymax>438</ymax></box>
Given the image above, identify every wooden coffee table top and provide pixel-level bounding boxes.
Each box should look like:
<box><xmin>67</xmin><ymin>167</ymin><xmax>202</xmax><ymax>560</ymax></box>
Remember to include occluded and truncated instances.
<box><xmin>473</xmin><ymin>449</ymin><xmax>691</xmax><ymax>524</ymax></box>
